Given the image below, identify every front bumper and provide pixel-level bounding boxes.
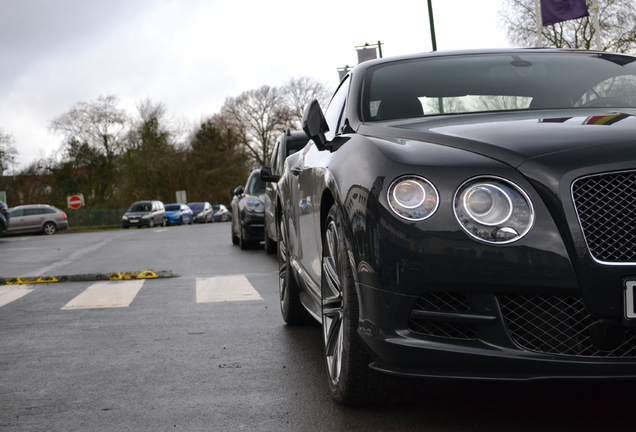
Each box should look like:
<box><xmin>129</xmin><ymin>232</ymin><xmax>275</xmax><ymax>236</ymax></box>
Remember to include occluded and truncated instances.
<box><xmin>165</xmin><ymin>215</ymin><xmax>184</xmax><ymax>225</ymax></box>
<box><xmin>122</xmin><ymin>218</ymin><xmax>151</xmax><ymax>228</ymax></box>
<box><xmin>241</xmin><ymin>213</ymin><xmax>264</xmax><ymax>242</ymax></box>
<box><xmin>357</xmin><ymin>282</ymin><xmax>636</xmax><ymax>380</ymax></box>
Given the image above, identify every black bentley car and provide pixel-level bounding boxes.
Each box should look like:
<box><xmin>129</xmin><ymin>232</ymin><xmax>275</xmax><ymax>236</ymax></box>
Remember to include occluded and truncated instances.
<box><xmin>274</xmin><ymin>49</ymin><xmax>636</xmax><ymax>406</ymax></box>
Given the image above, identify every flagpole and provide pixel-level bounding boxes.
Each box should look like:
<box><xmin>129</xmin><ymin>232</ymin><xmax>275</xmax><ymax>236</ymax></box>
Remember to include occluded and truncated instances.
<box><xmin>427</xmin><ymin>0</ymin><xmax>437</xmax><ymax>51</ymax></box>
<box><xmin>535</xmin><ymin>0</ymin><xmax>543</xmax><ymax>47</ymax></box>
<box><xmin>592</xmin><ymin>0</ymin><xmax>602</xmax><ymax>50</ymax></box>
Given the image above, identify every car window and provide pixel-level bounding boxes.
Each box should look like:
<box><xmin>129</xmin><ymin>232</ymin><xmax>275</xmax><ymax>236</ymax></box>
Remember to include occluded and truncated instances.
<box><xmin>270</xmin><ymin>140</ymin><xmax>280</xmax><ymax>173</ymax></box>
<box><xmin>246</xmin><ymin>172</ymin><xmax>266</xmax><ymax>195</ymax></box>
<box><xmin>575</xmin><ymin>74</ymin><xmax>636</xmax><ymax>107</ymax></box>
<box><xmin>362</xmin><ymin>53</ymin><xmax>636</xmax><ymax>121</ymax></box>
<box><xmin>165</xmin><ymin>205</ymin><xmax>180</xmax><ymax>211</ymax></box>
<box><xmin>324</xmin><ymin>76</ymin><xmax>350</xmax><ymax>140</ymax></box>
<box><xmin>42</xmin><ymin>208</ymin><xmax>56</xmax><ymax>214</ymax></box>
<box><xmin>24</xmin><ymin>208</ymin><xmax>41</xmax><ymax>216</ymax></box>
<box><xmin>11</xmin><ymin>209</ymin><xmax>24</xmax><ymax>217</ymax></box>
<box><xmin>130</xmin><ymin>203</ymin><xmax>151</xmax><ymax>212</ymax></box>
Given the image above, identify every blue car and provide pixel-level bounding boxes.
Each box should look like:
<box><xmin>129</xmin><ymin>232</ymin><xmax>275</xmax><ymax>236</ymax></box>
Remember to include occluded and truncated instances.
<box><xmin>164</xmin><ymin>203</ymin><xmax>193</xmax><ymax>226</ymax></box>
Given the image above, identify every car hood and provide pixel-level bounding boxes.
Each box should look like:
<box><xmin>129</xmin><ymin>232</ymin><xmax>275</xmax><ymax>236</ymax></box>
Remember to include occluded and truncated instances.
<box><xmin>165</xmin><ymin>211</ymin><xmax>181</xmax><ymax>216</ymax></box>
<box><xmin>360</xmin><ymin>108</ymin><xmax>636</xmax><ymax>169</ymax></box>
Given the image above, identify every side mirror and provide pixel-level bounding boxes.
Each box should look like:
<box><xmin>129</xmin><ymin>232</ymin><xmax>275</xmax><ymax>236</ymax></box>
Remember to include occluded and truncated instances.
<box><xmin>234</xmin><ymin>186</ymin><xmax>244</xmax><ymax>196</ymax></box>
<box><xmin>301</xmin><ymin>99</ymin><xmax>329</xmax><ymax>151</ymax></box>
<box><xmin>260</xmin><ymin>166</ymin><xmax>280</xmax><ymax>183</ymax></box>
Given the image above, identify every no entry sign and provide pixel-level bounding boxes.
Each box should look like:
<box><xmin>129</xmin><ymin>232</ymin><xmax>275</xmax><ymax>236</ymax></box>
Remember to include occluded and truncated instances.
<box><xmin>67</xmin><ymin>194</ymin><xmax>84</xmax><ymax>210</ymax></box>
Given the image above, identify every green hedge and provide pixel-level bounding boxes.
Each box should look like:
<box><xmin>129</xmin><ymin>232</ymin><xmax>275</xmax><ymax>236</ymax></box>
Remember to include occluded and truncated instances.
<box><xmin>67</xmin><ymin>209</ymin><xmax>126</xmax><ymax>228</ymax></box>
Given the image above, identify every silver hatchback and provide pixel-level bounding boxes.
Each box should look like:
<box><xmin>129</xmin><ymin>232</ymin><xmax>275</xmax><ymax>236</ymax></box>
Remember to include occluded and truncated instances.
<box><xmin>7</xmin><ymin>204</ymin><xmax>69</xmax><ymax>235</ymax></box>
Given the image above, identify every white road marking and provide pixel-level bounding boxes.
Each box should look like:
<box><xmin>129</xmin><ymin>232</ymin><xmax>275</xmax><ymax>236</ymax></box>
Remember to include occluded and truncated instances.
<box><xmin>0</xmin><ymin>285</ymin><xmax>34</xmax><ymax>307</ymax></box>
<box><xmin>196</xmin><ymin>275</ymin><xmax>263</xmax><ymax>303</ymax></box>
<box><xmin>61</xmin><ymin>280</ymin><xmax>144</xmax><ymax>310</ymax></box>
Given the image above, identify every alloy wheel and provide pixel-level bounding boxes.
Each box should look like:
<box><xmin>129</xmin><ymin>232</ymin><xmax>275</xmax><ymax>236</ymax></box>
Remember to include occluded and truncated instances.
<box><xmin>322</xmin><ymin>219</ymin><xmax>344</xmax><ymax>386</ymax></box>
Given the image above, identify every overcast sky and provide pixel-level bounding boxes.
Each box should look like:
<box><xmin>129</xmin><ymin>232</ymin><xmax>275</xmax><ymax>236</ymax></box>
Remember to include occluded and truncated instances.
<box><xmin>0</xmin><ymin>0</ymin><xmax>509</xmax><ymax>169</ymax></box>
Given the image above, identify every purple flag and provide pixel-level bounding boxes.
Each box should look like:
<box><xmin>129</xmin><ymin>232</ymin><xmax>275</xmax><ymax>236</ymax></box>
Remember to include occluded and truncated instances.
<box><xmin>541</xmin><ymin>0</ymin><xmax>589</xmax><ymax>26</ymax></box>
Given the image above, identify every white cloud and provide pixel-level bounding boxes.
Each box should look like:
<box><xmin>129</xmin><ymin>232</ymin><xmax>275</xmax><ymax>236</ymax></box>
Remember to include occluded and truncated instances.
<box><xmin>0</xmin><ymin>0</ymin><xmax>508</xmax><ymax>168</ymax></box>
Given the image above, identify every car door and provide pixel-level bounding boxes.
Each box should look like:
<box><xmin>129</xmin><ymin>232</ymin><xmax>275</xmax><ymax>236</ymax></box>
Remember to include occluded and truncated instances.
<box><xmin>7</xmin><ymin>209</ymin><xmax>26</xmax><ymax>232</ymax></box>
<box><xmin>294</xmin><ymin>76</ymin><xmax>351</xmax><ymax>297</ymax></box>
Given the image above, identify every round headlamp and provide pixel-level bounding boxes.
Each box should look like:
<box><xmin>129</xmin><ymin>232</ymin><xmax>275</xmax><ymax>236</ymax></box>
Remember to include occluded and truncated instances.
<box><xmin>388</xmin><ymin>175</ymin><xmax>439</xmax><ymax>221</ymax></box>
<box><xmin>454</xmin><ymin>177</ymin><xmax>534</xmax><ymax>244</ymax></box>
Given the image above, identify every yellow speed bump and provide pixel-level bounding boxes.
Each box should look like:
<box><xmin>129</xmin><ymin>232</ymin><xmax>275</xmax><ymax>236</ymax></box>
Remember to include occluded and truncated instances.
<box><xmin>0</xmin><ymin>270</ymin><xmax>179</xmax><ymax>285</ymax></box>
<box><xmin>3</xmin><ymin>276</ymin><xmax>59</xmax><ymax>285</ymax></box>
<box><xmin>106</xmin><ymin>270</ymin><xmax>160</xmax><ymax>280</ymax></box>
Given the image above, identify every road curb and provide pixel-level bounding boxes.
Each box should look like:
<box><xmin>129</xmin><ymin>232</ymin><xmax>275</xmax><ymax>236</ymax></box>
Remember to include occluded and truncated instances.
<box><xmin>0</xmin><ymin>270</ymin><xmax>180</xmax><ymax>285</ymax></box>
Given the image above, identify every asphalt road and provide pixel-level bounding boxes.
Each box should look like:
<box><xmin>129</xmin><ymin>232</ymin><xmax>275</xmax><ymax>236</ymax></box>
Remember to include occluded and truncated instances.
<box><xmin>0</xmin><ymin>223</ymin><xmax>634</xmax><ymax>431</ymax></box>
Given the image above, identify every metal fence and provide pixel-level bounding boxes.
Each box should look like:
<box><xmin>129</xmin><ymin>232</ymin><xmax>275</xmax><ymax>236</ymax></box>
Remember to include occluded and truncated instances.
<box><xmin>67</xmin><ymin>209</ymin><xmax>126</xmax><ymax>228</ymax></box>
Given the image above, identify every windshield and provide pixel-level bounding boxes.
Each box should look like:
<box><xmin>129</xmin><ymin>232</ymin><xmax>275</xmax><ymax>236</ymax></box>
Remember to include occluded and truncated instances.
<box><xmin>129</xmin><ymin>203</ymin><xmax>151</xmax><ymax>212</ymax></box>
<box><xmin>246</xmin><ymin>172</ymin><xmax>266</xmax><ymax>195</ymax></box>
<box><xmin>189</xmin><ymin>203</ymin><xmax>203</xmax><ymax>211</ymax></box>
<box><xmin>362</xmin><ymin>52</ymin><xmax>636</xmax><ymax>121</ymax></box>
<box><xmin>165</xmin><ymin>205</ymin><xmax>181</xmax><ymax>211</ymax></box>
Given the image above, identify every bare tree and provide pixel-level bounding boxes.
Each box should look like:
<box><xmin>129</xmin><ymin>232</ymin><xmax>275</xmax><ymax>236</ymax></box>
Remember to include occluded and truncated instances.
<box><xmin>49</xmin><ymin>95</ymin><xmax>130</xmax><ymax>156</ymax></box>
<box><xmin>220</xmin><ymin>85</ymin><xmax>288</xmax><ymax>167</ymax></box>
<box><xmin>280</xmin><ymin>76</ymin><xmax>332</xmax><ymax>130</ymax></box>
<box><xmin>499</xmin><ymin>0</ymin><xmax>636</xmax><ymax>53</ymax></box>
<box><xmin>0</xmin><ymin>128</ymin><xmax>18</xmax><ymax>175</ymax></box>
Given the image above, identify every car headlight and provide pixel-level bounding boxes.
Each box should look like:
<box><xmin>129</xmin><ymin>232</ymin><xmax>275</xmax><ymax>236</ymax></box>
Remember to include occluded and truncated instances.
<box><xmin>388</xmin><ymin>175</ymin><xmax>439</xmax><ymax>221</ymax></box>
<box><xmin>142</xmin><ymin>215</ymin><xmax>149</xmax><ymax>219</ymax></box>
<box><xmin>454</xmin><ymin>177</ymin><xmax>534</xmax><ymax>244</ymax></box>
<box><xmin>122</xmin><ymin>215</ymin><xmax>128</xmax><ymax>220</ymax></box>
<box><xmin>244</xmin><ymin>198</ymin><xmax>264</xmax><ymax>213</ymax></box>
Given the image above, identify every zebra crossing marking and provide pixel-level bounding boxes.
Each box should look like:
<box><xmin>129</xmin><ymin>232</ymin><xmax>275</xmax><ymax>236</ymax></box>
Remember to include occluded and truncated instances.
<box><xmin>61</xmin><ymin>280</ymin><xmax>145</xmax><ymax>310</ymax></box>
<box><xmin>0</xmin><ymin>285</ymin><xmax>34</xmax><ymax>308</ymax></box>
<box><xmin>0</xmin><ymin>275</ymin><xmax>265</xmax><ymax>309</ymax></box>
<box><xmin>196</xmin><ymin>275</ymin><xmax>263</xmax><ymax>303</ymax></box>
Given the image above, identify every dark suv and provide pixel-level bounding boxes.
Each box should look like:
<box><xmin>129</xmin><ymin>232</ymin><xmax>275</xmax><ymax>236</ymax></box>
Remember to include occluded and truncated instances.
<box><xmin>122</xmin><ymin>200</ymin><xmax>166</xmax><ymax>228</ymax></box>
<box><xmin>0</xmin><ymin>200</ymin><xmax>9</xmax><ymax>238</ymax></box>
<box><xmin>260</xmin><ymin>129</ymin><xmax>309</xmax><ymax>253</ymax></box>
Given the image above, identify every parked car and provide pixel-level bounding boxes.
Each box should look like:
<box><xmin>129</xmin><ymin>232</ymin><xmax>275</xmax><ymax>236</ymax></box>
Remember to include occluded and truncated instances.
<box><xmin>212</xmin><ymin>204</ymin><xmax>231</xmax><ymax>222</ymax></box>
<box><xmin>231</xmin><ymin>169</ymin><xmax>266</xmax><ymax>249</ymax></box>
<box><xmin>121</xmin><ymin>200</ymin><xmax>165</xmax><ymax>228</ymax></box>
<box><xmin>260</xmin><ymin>128</ymin><xmax>309</xmax><ymax>254</ymax></box>
<box><xmin>276</xmin><ymin>48</ymin><xmax>636</xmax><ymax>406</ymax></box>
<box><xmin>188</xmin><ymin>202</ymin><xmax>213</xmax><ymax>223</ymax></box>
<box><xmin>164</xmin><ymin>203</ymin><xmax>193</xmax><ymax>225</ymax></box>
<box><xmin>7</xmin><ymin>204</ymin><xmax>68</xmax><ymax>235</ymax></box>
<box><xmin>0</xmin><ymin>200</ymin><xmax>9</xmax><ymax>238</ymax></box>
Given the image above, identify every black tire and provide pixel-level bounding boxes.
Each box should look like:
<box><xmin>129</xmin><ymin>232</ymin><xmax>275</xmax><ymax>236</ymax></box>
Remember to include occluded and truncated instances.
<box><xmin>322</xmin><ymin>204</ymin><xmax>381</xmax><ymax>406</ymax></box>
<box><xmin>278</xmin><ymin>212</ymin><xmax>313</xmax><ymax>325</ymax></box>
<box><xmin>231</xmin><ymin>226</ymin><xmax>239</xmax><ymax>245</ymax></box>
<box><xmin>264</xmin><ymin>227</ymin><xmax>277</xmax><ymax>255</ymax></box>
<box><xmin>42</xmin><ymin>222</ymin><xmax>57</xmax><ymax>235</ymax></box>
<box><xmin>239</xmin><ymin>229</ymin><xmax>251</xmax><ymax>250</ymax></box>
<box><xmin>178</xmin><ymin>216</ymin><xmax>183</xmax><ymax>226</ymax></box>
<box><xmin>148</xmin><ymin>218</ymin><xmax>155</xmax><ymax>228</ymax></box>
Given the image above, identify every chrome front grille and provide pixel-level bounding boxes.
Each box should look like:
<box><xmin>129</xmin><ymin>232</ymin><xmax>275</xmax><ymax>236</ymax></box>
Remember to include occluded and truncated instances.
<box><xmin>500</xmin><ymin>294</ymin><xmax>636</xmax><ymax>358</ymax></box>
<box><xmin>572</xmin><ymin>171</ymin><xmax>636</xmax><ymax>263</ymax></box>
<box><xmin>409</xmin><ymin>293</ymin><xmax>477</xmax><ymax>340</ymax></box>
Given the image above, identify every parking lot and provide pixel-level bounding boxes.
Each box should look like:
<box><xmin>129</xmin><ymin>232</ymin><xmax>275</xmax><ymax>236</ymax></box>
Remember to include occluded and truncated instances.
<box><xmin>1</xmin><ymin>223</ymin><xmax>634</xmax><ymax>431</ymax></box>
